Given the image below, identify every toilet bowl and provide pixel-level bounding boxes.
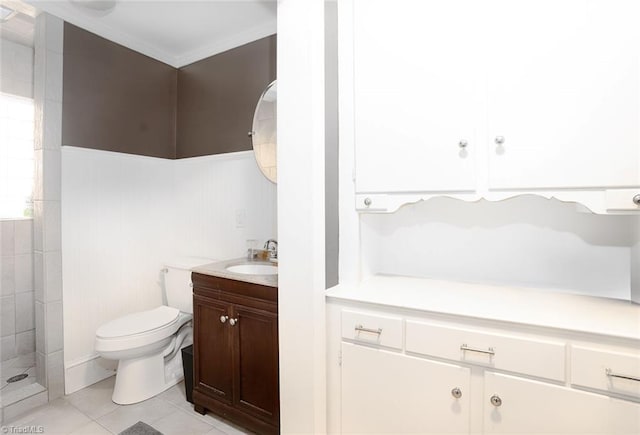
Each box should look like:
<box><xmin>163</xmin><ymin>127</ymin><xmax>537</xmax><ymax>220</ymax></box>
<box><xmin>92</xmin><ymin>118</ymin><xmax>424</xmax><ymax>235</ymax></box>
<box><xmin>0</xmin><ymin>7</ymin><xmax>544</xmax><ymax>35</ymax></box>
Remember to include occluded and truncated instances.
<box><xmin>95</xmin><ymin>257</ymin><xmax>212</xmax><ymax>405</ymax></box>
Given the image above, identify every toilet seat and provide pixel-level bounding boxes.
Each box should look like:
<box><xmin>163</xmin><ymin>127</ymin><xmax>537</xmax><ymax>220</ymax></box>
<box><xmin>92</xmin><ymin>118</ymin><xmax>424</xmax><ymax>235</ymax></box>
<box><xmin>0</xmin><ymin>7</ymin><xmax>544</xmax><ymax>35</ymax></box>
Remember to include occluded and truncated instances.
<box><xmin>95</xmin><ymin>306</ymin><xmax>191</xmax><ymax>354</ymax></box>
<box><xmin>97</xmin><ymin>306</ymin><xmax>180</xmax><ymax>339</ymax></box>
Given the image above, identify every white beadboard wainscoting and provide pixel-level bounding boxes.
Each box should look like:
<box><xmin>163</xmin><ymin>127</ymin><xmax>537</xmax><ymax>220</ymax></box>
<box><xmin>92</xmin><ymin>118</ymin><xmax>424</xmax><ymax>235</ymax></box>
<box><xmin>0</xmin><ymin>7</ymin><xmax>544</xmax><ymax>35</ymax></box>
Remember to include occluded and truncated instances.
<box><xmin>61</xmin><ymin>146</ymin><xmax>277</xmax><ymax>393</ymax></box>
<box><xmin>360</xmin><ymin>196</ymin><xmax>637</xmax><ymax>300</ymax></box>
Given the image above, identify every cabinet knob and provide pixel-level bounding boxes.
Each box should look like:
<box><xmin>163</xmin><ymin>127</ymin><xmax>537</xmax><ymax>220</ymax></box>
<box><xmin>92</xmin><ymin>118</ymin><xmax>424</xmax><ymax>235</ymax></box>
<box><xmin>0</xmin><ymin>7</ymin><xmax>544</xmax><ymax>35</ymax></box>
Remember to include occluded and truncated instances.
<box><xmin>494</xmin><ymin>136</ymin><xmax>505</xmax><ymax>145</ymax></box>
<box><xmin>490</xmin><ymin>394</ymin><xmax>502</xmax><ymax>407</ymax></box>
<box><xmin>220</xmin><ymin>315</ymin><xmax>228</xmax><ymax>324</ymax></box>
<box><xmin>248</xmin><ymin>131</ymin><xmax>255</xmax><ymax>137</ymax></box>
<box><xmin>364</xmin><ymin>197</ymin><xmax>372</xmax><ymax>207</ymax></box>
<box><xmin>451</xmin><ymin>387</ymin><xmax>462</xmax><ymax>399</ymax></box>
<box><xmin>458</xmin><ymin>140</ymin><xmax>468</xmax><ymax>149</ymax></box>
<box><xmin>229</xmin><ymin>318</ymin><xmax>239</xmax><ymax>326</ymax></box>
<box><xmin>633</xmin><ymin>194</ymin><xmax>640</xmax><ymax>206</ymax></box>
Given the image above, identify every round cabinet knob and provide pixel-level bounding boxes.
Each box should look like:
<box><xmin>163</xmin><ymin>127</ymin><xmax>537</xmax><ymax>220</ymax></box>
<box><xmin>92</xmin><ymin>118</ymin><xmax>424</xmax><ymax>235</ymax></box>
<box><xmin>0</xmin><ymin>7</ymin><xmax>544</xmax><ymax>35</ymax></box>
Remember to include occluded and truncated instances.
<box><xmin>633</xmin><ymin>194</ymin><xmax>640</xmax><ymax>206</ymax></box>
<box><xmin>229</xmin><ymin>318</ymin><xmax>239</xmax><ymax>326</ymax></box>
<box><xmin>490</xmin><ymin>394</ymin><xmax>502</xmax><ymax>407</ymax></box>
<box><xmin>451</xmin><ymin>387</ymin><xmax>462</xmax><ymax>399</ymax></box>
<box><xmin>458</xmin><ymin>140</ymin><xmax>468</xmax><ymax>149</ymax></box>
<box><xmin>495</xmin><ymin>136</ymin><xmax>505</xmax><ymax>145</ymax></box>
<box><xmin>364</xmin><ymin>197</ymin><xmax>372</xmax><ymax>207</ymax></box>
<box><xmin>220</xmin><ymin>315</ymin><xmax>228</xmax><ymax>324</ymax></box>
<box><xmin>247</xmin><ymin>131</ymin><xmax>255</xmax><ymax>137</ymax></box>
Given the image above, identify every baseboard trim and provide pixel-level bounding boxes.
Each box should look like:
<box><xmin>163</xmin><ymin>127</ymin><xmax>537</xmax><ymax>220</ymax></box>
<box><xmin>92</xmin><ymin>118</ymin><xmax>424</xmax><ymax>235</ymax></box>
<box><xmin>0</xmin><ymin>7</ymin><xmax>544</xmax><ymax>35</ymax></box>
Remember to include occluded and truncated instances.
<box><xmin>64</xmin><ymin>354</ymin><xmax>117</xmax><ymax>395</ymax></box>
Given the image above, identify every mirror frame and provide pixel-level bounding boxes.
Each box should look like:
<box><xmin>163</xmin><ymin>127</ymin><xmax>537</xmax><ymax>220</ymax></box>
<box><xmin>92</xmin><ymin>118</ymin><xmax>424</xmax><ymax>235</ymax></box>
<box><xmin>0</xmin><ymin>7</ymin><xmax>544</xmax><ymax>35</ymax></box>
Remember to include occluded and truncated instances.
<box><xmin>250</xmin><ymin>80</ymin><xmax>277</xmax><ymax>183</ymax></box>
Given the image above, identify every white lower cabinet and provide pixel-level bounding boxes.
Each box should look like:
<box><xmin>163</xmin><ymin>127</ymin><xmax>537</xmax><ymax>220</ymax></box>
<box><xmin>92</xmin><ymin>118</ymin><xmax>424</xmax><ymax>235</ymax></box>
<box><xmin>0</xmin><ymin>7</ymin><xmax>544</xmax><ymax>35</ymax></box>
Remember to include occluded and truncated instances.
<box><xmin>483</xmin><ymin>372</ymin><xmax>640</xmax><ymax>434</ymax></box>
<box><xmin>334</xmin><ymin>307</ymin><xmax>640</xmax><ymax>434</ymax></box>
<box><xmin>341</xmin><ymin>342</ymin><xmax>471</xmax><ymax>434</ymax></box>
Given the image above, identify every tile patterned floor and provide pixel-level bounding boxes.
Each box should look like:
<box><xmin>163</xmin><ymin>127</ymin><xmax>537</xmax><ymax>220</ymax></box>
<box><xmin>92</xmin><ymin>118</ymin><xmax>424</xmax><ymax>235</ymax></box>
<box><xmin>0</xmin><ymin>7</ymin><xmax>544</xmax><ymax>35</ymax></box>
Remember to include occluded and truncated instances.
<box><xmin>0</xmin><ymin>353</ymin><xmax>39</xmax><ymax>407</ymax></box>
<box><xmin>1</xmin><ymin>377</ymin><xmax>249</xmax><ymax>435</ymax></box>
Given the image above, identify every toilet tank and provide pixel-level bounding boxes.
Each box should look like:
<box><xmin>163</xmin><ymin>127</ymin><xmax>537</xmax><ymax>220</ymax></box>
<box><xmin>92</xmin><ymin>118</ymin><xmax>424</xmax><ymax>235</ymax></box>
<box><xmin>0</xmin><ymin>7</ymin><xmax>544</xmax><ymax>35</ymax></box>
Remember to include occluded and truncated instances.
<box><xmin>164</xmin><ymin>257</ymin><xmax>214</xmax><ymax>314</ymax></box>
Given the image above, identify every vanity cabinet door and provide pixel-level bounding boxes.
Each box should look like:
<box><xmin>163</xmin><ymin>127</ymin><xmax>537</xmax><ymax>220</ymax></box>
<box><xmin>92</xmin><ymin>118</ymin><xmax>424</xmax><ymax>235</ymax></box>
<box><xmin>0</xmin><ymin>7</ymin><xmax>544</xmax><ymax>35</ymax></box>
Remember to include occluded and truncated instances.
<box><xmin>193</xmin><ymin>295</ymin><xmax>233</xmax><ymax>403</ymax></box>
<box><xmin>483</xmin><ymin>372</ymin><xmax>640</xmax><ymax>434</ymax></box>
<box><xmin>231</xmin><ymin>304</ymin><xmax>279</xmax><ymax>426</ymax></box>
<box><xmin>486</xmin><ymin>0</ymin><xmax>640</xmax><ymax>191</ymax></box>
<box><xmin>341</xmin><ymin>342</ymin><xmax>471</xmax><ymax>434</ymax></box>
<box><xmin>352</xmin><ymin>0</ymin><xmax>479</xmax><ymax>194</ymax></box>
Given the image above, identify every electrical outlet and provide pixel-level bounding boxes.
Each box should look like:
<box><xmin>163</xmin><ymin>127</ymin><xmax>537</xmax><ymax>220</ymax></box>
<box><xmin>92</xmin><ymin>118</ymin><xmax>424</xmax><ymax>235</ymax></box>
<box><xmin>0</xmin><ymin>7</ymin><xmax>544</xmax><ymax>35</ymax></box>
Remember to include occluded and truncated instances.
<box><xmin>235</xmin><ymin>209</ymin><xmax>246</xmax><ymax>228</ymax></box>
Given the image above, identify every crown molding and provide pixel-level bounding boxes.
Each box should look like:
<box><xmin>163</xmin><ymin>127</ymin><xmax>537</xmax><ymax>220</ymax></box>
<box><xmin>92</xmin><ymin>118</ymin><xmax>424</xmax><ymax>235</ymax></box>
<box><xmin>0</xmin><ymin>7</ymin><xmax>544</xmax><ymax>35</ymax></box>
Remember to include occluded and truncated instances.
<box><xmin>28</xmin><ymin>1</ymin><xmax>275</xmax><ymax>68</ymax></box>
<box><xmin>175</xmin><ymin>18</ymin><xmax>276</xmax><ymax>68</ymax></box>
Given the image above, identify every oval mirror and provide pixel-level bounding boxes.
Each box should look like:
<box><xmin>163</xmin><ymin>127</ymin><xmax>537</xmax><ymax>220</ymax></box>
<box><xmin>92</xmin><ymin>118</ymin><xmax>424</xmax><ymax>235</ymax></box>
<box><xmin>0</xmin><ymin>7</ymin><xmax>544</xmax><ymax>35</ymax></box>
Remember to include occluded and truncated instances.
<box><xmin>250</xmin><ymin>80</ymin><xmax>277</xmax><ymax>183</ymax></box>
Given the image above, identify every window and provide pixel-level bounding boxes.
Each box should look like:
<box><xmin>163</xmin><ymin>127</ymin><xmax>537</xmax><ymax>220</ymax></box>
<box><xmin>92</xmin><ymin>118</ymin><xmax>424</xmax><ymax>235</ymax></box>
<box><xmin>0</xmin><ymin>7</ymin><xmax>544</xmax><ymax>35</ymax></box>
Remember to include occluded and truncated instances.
<box><xmin>0</xmin><ymin>92</ymin><xmax>34</xmax><ymax>218</ymax></box>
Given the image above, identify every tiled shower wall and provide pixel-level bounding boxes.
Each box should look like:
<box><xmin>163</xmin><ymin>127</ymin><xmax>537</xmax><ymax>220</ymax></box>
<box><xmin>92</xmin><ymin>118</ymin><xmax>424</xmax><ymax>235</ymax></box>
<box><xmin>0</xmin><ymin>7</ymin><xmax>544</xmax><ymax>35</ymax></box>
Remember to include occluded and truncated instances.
<box><xmin>0</xmin><ymin>219</ymin><xmax>35</xmax><ymax>361</ymax></box>
<box><xmin>33</xmin><ymin>13</ymin><xmax>64</xmax><ymax>401</ymax></box>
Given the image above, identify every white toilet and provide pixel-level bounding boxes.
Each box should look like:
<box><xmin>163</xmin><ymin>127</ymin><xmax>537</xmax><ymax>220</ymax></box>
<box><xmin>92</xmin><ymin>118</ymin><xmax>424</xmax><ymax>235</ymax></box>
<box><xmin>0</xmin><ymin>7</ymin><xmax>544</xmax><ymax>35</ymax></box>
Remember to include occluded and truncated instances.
<box><xmin>95</xmin><ymin>257</ymin><xmax>212</xmax><ymax>405</ymax></box>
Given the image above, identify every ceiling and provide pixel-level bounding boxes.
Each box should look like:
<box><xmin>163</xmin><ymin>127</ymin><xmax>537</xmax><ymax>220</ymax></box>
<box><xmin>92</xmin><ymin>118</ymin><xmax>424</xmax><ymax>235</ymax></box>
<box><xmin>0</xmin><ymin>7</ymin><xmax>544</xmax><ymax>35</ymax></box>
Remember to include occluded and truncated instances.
<box><xmin>22</xmin><ymin>0</ymin><xmax>277</xmax><ymax>67</ymax></box>
<box><xmin>0</xmin><ymin>1</ymin><xmax>36</xmax><ymax>46</ymax></box>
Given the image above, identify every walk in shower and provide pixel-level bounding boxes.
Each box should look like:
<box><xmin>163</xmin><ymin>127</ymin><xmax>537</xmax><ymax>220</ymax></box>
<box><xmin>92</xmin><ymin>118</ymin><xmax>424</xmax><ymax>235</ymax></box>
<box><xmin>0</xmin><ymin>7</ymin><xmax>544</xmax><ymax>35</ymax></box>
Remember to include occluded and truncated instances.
<box><xmin>0</xmin><ymin>5</ymin><xmax>49</xmax><ymax>423</ymax></box>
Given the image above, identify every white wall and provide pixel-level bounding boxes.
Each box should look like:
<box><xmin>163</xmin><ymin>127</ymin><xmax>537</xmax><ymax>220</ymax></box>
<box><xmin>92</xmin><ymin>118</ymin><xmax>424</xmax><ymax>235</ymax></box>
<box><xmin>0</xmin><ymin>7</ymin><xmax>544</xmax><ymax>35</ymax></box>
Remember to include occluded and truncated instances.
<box><xmin>360</xmin><ymin>196</ymin><xmax>636</xmax><ymax>300</ymax></box>
<box><xmin>277</xmin><ymin>0</ymin><xmax>327</xmax><ymax>432</ymax></box>
<box><xmin>61</xmin><ymin>147</ymin><xmax>277</xmax><ymax>390</ymax></box>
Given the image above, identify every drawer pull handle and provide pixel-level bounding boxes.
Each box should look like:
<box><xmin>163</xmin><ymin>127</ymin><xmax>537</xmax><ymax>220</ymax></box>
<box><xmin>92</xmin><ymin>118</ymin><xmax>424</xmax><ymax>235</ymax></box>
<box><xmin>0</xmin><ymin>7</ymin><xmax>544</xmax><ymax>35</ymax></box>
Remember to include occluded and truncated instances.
<box><xmin>355</xmin><ymin>324</ymin><xmax>382</xmax><ymax>335</ymax></box>
<box><xmin>460</xmin><ymin>344</ymin><xmax>495</xmax><ymax>356</ymax></box>
<box><xmin>606</xmin><ymin>368</ymin><xmax>640</xmax><ymax>382</ymax></box>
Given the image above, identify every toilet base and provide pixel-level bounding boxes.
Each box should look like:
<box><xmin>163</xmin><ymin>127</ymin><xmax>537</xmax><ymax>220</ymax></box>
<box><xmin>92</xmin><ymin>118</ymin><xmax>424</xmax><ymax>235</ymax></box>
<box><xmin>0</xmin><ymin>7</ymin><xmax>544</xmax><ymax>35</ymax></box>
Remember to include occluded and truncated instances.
<box><xmin>112</xmin><ymin>349</ymin><xmax>184</xmax><ymax>405</ymax></box>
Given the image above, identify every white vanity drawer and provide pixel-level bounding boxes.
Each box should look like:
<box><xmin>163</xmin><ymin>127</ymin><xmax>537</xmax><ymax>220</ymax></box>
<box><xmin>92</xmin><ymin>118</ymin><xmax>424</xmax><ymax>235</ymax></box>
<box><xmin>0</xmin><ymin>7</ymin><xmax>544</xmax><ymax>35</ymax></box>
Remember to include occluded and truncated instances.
<box><xmin>406</xmin><ymin>320</ymin><xmax>566</xmax><ymax>381</ymax></box>
<box><xmin>341</xmin><ymin>310</ymin><xmax>403</xmax><ymax>350</ymax></box>
<box><xmin>571</xmin><ymin>345</ymin><xmax>640</xmax><ymax>399</ymax></box>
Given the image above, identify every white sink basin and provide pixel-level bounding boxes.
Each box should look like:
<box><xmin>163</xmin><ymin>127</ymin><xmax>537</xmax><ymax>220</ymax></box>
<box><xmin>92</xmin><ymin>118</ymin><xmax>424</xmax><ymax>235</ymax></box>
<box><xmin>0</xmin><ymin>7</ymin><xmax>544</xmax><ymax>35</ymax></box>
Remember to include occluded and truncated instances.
<box><xmin>226</xmin><ymin>264</ymin><xmax>278</xmax><ymax>275</ymax></box>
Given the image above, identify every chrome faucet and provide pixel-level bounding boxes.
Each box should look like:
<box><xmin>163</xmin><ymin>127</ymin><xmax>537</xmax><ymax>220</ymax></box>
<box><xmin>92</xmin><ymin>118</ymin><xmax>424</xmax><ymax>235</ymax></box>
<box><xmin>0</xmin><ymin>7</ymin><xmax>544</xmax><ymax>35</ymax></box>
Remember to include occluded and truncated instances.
<box><xmin>264</xmin><ymin>239</ymin><xmax>278</xmax><ymax>261</ymax></box>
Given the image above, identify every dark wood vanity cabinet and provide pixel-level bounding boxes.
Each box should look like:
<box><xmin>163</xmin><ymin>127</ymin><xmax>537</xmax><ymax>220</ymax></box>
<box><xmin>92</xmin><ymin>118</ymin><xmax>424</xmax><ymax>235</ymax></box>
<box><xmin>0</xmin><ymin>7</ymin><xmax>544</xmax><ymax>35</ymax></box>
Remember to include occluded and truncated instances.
<box><xmin>192</xmin><ymin>273</ymin><xmax>279</xmax><ymax>434</ymax></box>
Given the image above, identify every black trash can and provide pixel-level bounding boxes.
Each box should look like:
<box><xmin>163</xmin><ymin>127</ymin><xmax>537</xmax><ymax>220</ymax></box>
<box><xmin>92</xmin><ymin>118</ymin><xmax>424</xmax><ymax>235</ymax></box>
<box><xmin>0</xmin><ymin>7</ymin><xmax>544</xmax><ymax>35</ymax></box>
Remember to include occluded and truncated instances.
<box><xmin>181</xmin><ymin>344</ymin><xmax>194</xmax><ymax>403</ymax></box>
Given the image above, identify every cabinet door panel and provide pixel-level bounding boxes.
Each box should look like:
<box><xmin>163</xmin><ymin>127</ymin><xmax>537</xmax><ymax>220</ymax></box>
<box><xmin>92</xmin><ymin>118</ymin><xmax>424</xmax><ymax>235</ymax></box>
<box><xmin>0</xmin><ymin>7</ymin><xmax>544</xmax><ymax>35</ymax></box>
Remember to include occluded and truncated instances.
<box><xmin>487</xmin><ymin>0</ymin><xmax>640</xmax><ymax>190</ymax></box>
<box><xmin>484</xmin><ymin>372</ymin><xmax>640</xmax><ymax>434</ymax></box>
<box><xmin>353</xmin><ymin>0</ymin><xmax>479</xmax><ymax>194</ymax></box>
<box><xmin>341</xmin><ymin>342</ymin><xmax>470</xmax><ymax>434</ymax></box>
<box><xmin>233</xmin><ymin>305</ymin><xmax>279</xmax><ymax>425</ymax></box>
<box><xmin>193</xmin><ymin>295</ymin><xmax>233</xmax><ymax>403</ymax></box>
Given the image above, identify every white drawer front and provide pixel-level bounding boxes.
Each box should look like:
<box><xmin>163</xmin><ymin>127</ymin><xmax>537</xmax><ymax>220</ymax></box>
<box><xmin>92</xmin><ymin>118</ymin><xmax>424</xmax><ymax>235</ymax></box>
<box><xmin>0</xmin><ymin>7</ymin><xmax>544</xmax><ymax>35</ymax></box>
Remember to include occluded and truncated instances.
<box><xmin>406</xmin><ymin>320</ymin><xmax>566</xmax><ymax>381</ymax></box>
<box><xmin>605</xmin><ymin>189</ymin><xmax>640</xmax><ymax>211</ymax></box>
<box><xmin>571</xmin><ymin>345</ymin><xmax>640</xmax><ymax>398</ymax></box>
<box><xmin>341</xmin><ymin>310</ymin><xmax>403</xmax><ymax>349</ymax></box>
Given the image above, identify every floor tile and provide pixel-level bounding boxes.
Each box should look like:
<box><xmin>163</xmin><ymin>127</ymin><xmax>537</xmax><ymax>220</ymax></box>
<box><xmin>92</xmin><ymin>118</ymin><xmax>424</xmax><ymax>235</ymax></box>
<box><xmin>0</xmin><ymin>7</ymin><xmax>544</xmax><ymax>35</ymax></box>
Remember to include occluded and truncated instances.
<box><xmin>66</xmin><ymin>377</ymin><xmax>120</xmax><ymax>420</ymax></box>
<box><xmin>183</xmin><ymin>408</ymin><xmax>249</xmax><ymax>435</ymax></box>
<box><xmin>1</xmin><ymin>380</ymin><xmax>45</xmax><ymax>408</ymax></box>
<box><xmin>1</xmin><ymin>389</ymin><xmax>48</xmax><ymax>423</ymax></box>
<box><xmin>156</xmin><ymin>382</ymin><xmax>188</xmax><ymax>407</ymax></box>
<box><xmin>68</xmin><ymin>420</ymin><xmax>112</xmax><ymax>435</ymax></box>
<box><xmin>208</xmin><ymin>418</ymin><xmax>250</xmax><ymax>435</ymax></box>
<box><xmin>95</xmin><ymin>396</ymin><xmax>177</xmax><ymax>434</ymax></box>
<box><xmin>152</xmin><ymin>407</ymin><xmax>215</xmax><ymax>435</ymax></box>
<box><xmin>204</xmin><ymin>428</ymin><xmax>228</xmax><ymax>435</ymax></box>
<box><xmin>8</xmin><ymin>398</ymin><xmax>92</xmax><ymax>433</ymax></box>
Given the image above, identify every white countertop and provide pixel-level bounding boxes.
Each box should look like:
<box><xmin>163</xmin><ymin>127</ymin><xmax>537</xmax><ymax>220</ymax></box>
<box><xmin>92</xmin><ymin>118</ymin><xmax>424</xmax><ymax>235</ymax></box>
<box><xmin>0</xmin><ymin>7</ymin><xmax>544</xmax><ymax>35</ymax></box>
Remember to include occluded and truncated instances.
<box><xmin>326</xmin><ymin>275</ymin><xmax>640</xmax><ymax>341</ymax></box>
<box><xmin>192</xmin><ymin>257</ymin><xmax>278</xmax><ymax>288</ymax></box>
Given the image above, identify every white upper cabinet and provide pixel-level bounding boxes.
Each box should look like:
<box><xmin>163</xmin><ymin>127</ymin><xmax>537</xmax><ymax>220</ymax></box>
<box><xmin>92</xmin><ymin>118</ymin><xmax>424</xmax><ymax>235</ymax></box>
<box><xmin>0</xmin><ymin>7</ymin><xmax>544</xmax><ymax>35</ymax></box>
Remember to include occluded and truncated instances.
<box><xmin>347</xmin><ymin>0</ymin><xmax>640</xmax><ymax>213</ymax></box>
<box><xmin>353</xmin><ymin>0</ymin><xmax>479</xmax><ymax>194</ymax></box>
<box><xmin>486</xmin><ymin>0</ymin><xmax>640</xmax><ymax>191</ymax></box>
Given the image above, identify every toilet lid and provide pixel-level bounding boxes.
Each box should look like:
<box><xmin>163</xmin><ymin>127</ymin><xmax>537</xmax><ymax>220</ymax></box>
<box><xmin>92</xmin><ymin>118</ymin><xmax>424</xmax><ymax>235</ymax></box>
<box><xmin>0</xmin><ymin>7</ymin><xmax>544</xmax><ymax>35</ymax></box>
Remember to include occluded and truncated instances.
<box><xmin>96</xmin><ymin>306</ymin><xmax>180</xmax><ymax>339</ymax></box>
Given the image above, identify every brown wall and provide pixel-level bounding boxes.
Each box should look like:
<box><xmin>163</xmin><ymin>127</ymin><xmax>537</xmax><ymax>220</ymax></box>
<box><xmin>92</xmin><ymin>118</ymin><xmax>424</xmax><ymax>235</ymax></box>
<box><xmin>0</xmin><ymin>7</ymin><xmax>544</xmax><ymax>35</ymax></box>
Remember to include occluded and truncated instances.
<box><xmin>62</xmin><ymin>23</ymin><xmax>178</xmax><ymax>159</ymax></box>
<box><xmin>176</xmin><ymin>35</ymin><xmax>277</xmax><ymax>158</ymax></box>
<box><xmin>62</xmin><ymin>25</ymin><xmax>276</xmax><ymax>160</ymax></box>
